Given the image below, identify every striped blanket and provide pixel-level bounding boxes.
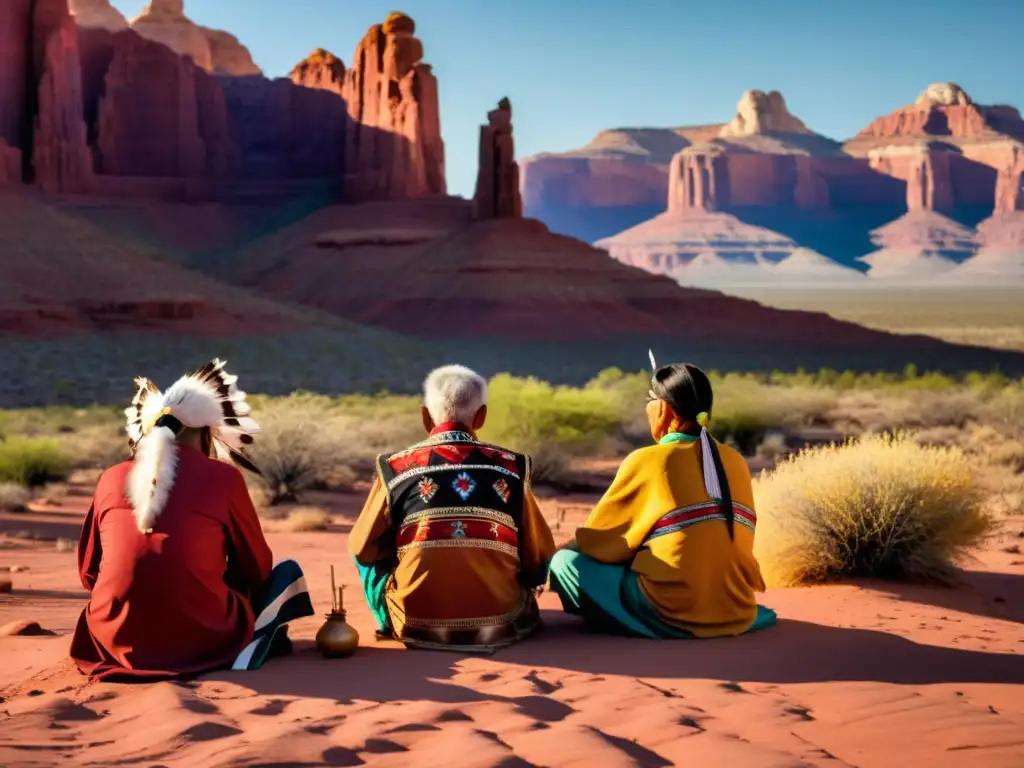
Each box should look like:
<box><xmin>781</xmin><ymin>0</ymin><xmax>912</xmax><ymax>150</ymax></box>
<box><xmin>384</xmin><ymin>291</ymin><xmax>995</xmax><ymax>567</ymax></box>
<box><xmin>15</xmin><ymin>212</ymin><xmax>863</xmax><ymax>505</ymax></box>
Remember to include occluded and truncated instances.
<box><xmin>232</xmin><ymin>559</ymin><xmax>315</xmax><ymax>671</ymax></box>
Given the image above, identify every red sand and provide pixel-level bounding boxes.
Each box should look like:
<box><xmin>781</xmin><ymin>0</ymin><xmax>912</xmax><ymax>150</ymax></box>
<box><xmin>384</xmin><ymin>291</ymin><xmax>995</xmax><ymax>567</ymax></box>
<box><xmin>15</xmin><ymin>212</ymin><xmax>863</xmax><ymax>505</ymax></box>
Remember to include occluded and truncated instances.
<box><xmin>2</xmin><ymin>490</ymin><xmax>1023</xmax><ymax>767</ymax></box>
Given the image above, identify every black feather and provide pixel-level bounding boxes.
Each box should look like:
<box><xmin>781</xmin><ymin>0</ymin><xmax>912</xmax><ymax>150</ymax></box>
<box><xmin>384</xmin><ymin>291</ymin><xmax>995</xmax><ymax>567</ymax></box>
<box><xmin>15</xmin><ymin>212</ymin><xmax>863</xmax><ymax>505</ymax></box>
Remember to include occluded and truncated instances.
<box><xmin>227</xmin><ymin>447</ymin><xmax>262</xmax><ymax>476</ymax></box>
<box><xmin>192</xmin><ymin>360</ymin><xmax>218</xmax><ymax>381</ymax></box>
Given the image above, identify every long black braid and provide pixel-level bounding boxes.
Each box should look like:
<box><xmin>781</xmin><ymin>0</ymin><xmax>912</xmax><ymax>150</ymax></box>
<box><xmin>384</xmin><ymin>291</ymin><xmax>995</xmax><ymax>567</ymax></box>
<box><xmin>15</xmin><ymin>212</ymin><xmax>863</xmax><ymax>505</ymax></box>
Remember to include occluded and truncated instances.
<box><xmin>650</xmin><ymin>363</ymin><xmax>735</xmax><ymax>540</ymax></box>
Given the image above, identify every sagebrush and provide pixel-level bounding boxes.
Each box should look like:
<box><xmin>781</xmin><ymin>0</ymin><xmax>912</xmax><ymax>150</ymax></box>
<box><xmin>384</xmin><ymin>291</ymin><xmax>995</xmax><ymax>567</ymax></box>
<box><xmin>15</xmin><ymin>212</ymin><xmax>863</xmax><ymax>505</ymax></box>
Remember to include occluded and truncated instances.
<box><xmin>754</xmin><ymin>433</ymin><xmax>995</xmax><ymax>586</ymax></box>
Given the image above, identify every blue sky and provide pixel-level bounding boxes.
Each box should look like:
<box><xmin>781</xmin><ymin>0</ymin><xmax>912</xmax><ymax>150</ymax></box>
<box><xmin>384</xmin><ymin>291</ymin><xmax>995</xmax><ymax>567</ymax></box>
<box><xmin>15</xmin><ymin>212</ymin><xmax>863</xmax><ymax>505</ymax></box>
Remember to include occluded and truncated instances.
<box><xmin>110</xmin><ymin>0</ymin><xmax>1024</xmax><ymax>198</ymax></box>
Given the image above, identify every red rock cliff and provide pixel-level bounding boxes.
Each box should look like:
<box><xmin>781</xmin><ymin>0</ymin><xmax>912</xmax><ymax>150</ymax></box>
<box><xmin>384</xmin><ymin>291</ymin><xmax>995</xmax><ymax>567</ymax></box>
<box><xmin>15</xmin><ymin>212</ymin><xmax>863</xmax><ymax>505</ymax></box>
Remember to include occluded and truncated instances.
<box><xmin>94</xmin><ymin>29</ymin><xmax>234</xmax><ymax>179</ymax></box>
<box><xmin>340</xmin><ymin>12</ymin><xmax>445</xmax><ymax>199</ymax></box>
<box><xmin>473</xmin><ymin>98</ymin><xmax>521</xmax><ymax>220</ymax></box>
<box><xmin>0</xmin><ymin>0</ymin><xmax>32</xmax><ymax>185</ymax></box>
<box><xmin>0</xmin><ymin>0</ymin><xmax>92</xmax><ymax>191</ymax></box>
<box><xmin>846</xmin><ymin>82</ymin><xmax>1024</xmax><ymax>214</ymax></box>
<box><xmin>668</xmin><ymin>90</ymin><xmax>897</xmax><ymax>214</ymax></box>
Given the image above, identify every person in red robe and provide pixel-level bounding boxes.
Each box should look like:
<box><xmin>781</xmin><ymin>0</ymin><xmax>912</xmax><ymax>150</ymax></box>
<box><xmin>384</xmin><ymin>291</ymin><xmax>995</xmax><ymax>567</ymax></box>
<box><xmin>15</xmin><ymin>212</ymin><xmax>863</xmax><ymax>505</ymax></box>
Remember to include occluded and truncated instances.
<box><xmin>70</xmin><ymin>359</ymin><xmax>314</xmax><ymax>681</ymax></box>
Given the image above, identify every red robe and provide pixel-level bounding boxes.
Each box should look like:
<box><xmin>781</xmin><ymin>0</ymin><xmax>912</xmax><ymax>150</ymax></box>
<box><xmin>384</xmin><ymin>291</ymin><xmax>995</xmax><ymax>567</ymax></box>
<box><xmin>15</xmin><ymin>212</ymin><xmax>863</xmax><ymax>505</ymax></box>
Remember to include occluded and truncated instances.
<box><xmin>70</xmin><ymin>446</ymin><xmax>273</xmax><ymax>681</ymax></box>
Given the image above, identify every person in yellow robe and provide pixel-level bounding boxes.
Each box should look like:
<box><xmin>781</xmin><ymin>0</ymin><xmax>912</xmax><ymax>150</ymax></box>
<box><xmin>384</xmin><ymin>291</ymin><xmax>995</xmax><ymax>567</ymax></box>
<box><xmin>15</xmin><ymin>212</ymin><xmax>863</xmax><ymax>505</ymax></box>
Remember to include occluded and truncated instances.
<box><xmin>548</xmin><ymin>361</ymin><xmax>776</xmax><ymax>638</ymax></box>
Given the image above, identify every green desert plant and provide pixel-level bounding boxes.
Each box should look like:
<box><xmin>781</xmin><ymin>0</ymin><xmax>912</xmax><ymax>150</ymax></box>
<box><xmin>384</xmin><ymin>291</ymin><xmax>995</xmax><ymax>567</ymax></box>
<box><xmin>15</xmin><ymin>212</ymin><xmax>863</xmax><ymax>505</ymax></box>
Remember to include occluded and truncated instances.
<box><xmin>481</xmin><ymin>374</ymin><xmax>621</xmax><ymax>484</ymax></box>
<box><xmin>0</xmin><ymin>437</ymin><xmax>72</xmax><ymax>487</ymax></box>
<box><xmin>754</xmin><ymin>433</ymin><xmax>994</xmax><ymax>586</ymax></box>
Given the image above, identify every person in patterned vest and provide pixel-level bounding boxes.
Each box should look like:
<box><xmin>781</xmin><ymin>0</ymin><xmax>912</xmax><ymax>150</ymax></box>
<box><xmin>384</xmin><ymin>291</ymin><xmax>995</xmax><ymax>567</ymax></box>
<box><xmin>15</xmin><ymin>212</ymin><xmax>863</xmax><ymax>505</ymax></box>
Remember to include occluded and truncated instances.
<box><xmin>350</xmin><ymin>365</ymin><xmax>556</xmax><ymax>652</ymax></box>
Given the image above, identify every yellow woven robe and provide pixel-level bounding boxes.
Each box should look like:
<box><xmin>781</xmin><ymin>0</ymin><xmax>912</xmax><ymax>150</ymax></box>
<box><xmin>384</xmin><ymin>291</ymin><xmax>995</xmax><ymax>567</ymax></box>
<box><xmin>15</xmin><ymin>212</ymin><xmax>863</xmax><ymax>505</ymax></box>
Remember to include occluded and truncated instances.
<box><xmin>575</xmin><ymin>438</ymin><xmax>766</xmax><ymax>637</ymax></box>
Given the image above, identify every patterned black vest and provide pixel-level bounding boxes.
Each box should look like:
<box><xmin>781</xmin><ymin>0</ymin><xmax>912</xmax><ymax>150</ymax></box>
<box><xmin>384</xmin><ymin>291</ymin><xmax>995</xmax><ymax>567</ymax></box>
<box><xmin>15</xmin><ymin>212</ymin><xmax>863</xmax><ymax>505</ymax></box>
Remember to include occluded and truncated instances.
<box><xmin>376</xmin><ymin>427</ymin><xmax>529</xmax><ymax>563</ymax></box>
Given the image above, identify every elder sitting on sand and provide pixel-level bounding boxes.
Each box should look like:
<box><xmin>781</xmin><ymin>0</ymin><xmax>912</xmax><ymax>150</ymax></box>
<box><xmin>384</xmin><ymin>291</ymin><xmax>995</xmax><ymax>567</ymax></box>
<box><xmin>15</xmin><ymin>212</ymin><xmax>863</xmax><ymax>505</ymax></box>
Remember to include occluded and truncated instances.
<box><xmin>350</xmin><ymin>364</ymin><xmax>556</xmax><ymax>652</ymax></box>
<box><xmin>548</xmin><ymin>360</ymin><xmax>776</xmax><ymax>638</ymax></box>
<box><xmin>70</xmin><ymin>360</ymin><xmax>313</xmax><ymax>681</ymax></box>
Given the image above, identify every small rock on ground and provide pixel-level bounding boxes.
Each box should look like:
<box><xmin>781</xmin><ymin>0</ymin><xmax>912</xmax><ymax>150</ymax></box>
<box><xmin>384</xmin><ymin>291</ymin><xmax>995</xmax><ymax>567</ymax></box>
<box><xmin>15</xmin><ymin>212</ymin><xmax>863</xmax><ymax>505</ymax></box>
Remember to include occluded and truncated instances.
<box><xmin>0</xmin><ymin>620</ymin><xmax>57</xmax><ymax>637</ymax></box>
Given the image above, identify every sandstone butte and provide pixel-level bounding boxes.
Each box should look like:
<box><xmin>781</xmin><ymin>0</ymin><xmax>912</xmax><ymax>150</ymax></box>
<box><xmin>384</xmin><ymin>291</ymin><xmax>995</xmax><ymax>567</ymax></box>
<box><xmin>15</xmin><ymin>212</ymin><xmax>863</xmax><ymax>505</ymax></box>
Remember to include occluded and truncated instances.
<box><xmin>182</xmin><ymin>97</ymin><xmax>959</xmax><ymax>356</ymax></box>
<box><xmin>1</xmin><ymin>0</ymin><xmax>445</xmax><ymax>202</ymax></box>
<box><xmin>523</xmin><ymin>83</ymin><xmax>1024</xmax><ymax>257</ymax></box>
<box><xmin>1</xmin><ymin>1</ymin><xmax>1020</xmax><ymax>365</ymax></box>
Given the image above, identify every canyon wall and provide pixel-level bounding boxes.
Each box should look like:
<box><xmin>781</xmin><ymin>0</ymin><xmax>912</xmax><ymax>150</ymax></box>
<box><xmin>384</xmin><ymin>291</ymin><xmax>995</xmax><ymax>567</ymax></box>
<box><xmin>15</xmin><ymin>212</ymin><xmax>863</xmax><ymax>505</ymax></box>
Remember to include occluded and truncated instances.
<box><xmin>3</xmin><ymin>1</ymin><xmax>445</xmax><ymax>203</ymax></box>
<box><xmin>532</xmin><ymin>84</ymin><xmax>1024</xmax><ymax>264</ymax></box>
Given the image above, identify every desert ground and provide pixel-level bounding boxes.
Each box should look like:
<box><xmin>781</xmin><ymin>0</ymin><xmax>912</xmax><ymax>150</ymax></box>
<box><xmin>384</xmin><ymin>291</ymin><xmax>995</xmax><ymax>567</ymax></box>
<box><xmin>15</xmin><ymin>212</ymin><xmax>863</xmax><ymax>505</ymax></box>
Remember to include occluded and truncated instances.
<box><xmin>1</xmin><ymin>473</ymin><xmax>1023</xmax><ymax>768</ymax></box>
<box><xmin>732</xmin><ymin>286</ymin><xmax>1024</xmax><ymax>353</ymax></box>
<box><xmin>2</xmin><ymin>371</ymin><xmax>1024</xmax><ymax>767</ymax></box>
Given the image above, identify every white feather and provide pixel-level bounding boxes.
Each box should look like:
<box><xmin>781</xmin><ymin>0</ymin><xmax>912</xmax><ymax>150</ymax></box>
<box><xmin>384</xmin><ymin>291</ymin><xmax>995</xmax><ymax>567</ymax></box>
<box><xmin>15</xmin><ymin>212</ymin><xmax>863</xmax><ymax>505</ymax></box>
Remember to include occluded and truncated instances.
<box><xmin>126</xmin><ymin>427</ymin><xmax>178</xmax><ymax>532</ymax></box>
<box><xmin>700</xmin><ymin>428</ymin><xmax>723</xmax><ymax>500</ymax></box>
<box><xmin>160</xmin><ymin>377</ymin><xmax>224</xmax><ymax>429</ymax></box>
<box><xmin>648</xmin><ymin>348</ymin><xmax>657</xmax><ymax>372</ymax></box>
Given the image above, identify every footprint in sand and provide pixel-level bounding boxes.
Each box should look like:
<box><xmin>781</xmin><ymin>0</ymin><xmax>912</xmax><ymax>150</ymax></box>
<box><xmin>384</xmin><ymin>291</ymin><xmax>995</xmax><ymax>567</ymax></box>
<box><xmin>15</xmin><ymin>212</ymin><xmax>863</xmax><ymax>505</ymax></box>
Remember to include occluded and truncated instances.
<box><xmin>250</xmin><ymin>698</ymin><xmax>293</xmax><ymax>716</ymax></box>
<box><xmin>523</xmin><ymin>670</ymin><xmax>562</xmax><ymax>695</ymax></box>
<box><xmin>180</xmin><ymin>722</ymin><xmax>244</xmax><ymax>742</ymax></box>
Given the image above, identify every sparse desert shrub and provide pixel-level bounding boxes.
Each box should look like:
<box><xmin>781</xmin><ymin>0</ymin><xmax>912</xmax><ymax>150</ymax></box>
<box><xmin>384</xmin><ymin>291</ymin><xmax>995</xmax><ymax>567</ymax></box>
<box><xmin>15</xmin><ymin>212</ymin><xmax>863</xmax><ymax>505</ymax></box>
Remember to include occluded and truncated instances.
<box><xmin>0</xmin><ymin>482</ymin><xmax>31</xmax><ymax>512</ymax></box>
<box><xmin>0</xmin><ymin>437</ymin><xmax>71</xmax><ymax>487</ymax></box>
<box><xmin>282</xmin><ymin>506</ymin><xmax>332</xmax><ymax>532</ymax></box>
<box><xmin>754</xmin><ymin>433</ymin><xmax>994</xmax><ymax>586</ymax></box>
<box><xmin>249</xmin><ymin>398</ymin><xmax>349</xmax><ymax>505</ymax></box>
<box><xmin>482</xmin><ymin>374</ymin><xmax>621</xmax><ymax>485</ymax></box>
<box><xmin>61</xmin><ymin>425</ymin><xmax>128</xmax><ymax>469</ymax></box>
<box><xmin>755</xmin><ymin>432</ymin><xmax>790</xmax><ymax>463</ymax></box>
<box><xmin>36</xmin><ymin>482</ymin><xmax>69</xmax><ymax>505</ymax></box>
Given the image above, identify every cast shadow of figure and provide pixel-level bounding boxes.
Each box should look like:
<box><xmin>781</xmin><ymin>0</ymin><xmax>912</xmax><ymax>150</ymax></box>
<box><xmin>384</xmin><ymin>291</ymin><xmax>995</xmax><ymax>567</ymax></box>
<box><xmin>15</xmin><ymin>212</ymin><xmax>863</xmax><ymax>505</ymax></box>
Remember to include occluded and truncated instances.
<box><xmin>208</xmin><ymin>611</ymin><xmax>1024</xmax><ymax>708</ymax></box>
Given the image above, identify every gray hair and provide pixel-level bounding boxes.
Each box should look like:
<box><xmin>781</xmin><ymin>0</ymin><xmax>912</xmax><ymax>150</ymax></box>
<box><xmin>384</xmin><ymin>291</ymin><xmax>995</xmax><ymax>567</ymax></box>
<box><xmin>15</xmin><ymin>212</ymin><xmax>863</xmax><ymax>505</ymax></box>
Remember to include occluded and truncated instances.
<box><xmin>423</xmin><ymin>365</ymin><xmax>488</xmax><ymax>426</ymax></box>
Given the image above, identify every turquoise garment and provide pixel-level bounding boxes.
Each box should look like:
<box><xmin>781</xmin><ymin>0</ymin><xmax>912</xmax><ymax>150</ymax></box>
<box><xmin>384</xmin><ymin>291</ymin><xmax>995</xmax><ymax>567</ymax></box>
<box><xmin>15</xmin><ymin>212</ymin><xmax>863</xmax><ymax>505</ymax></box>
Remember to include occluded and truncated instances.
<box><xmin>548</xmin><ymin>549</ymin><xmax>777</xmax><ymax>639</ymax></box>
<box><xmin>354</xmin><ymin>558</ymin><xmax>392</xmax><ymax>633</ymax></box>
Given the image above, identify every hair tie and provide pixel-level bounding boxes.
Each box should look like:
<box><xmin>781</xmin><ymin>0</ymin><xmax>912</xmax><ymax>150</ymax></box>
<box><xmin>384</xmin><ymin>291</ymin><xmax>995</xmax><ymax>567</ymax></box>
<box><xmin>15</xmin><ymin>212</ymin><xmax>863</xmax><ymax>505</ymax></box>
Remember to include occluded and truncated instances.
<box><xmin>146</xmin><ymin>407</ymin><xmax>172</xmax><ymax>434</ymax></box>
<box><xmin>696</xmin><ymin>411</ymin><xmax>721</xmax><ymax>499</ymax></box>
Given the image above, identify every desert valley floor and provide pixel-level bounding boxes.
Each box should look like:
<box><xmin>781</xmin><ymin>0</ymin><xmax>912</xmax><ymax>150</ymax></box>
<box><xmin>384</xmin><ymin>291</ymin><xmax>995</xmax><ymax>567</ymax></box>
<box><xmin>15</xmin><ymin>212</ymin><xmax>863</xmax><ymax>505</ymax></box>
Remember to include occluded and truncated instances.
<box><xmin>2</xmin><ymin>475</ymin><xmax>1023</xmax><ymax>768</ymax></box>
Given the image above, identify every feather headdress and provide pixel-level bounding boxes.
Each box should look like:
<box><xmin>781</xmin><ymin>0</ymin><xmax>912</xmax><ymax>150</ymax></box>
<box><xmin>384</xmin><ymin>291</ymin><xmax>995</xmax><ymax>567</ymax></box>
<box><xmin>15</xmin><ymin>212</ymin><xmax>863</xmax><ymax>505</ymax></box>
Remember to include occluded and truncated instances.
<box><xmin>124</xmin><ymin>359</ymin><xmax>260</xmax><ymax>533</ymax></box>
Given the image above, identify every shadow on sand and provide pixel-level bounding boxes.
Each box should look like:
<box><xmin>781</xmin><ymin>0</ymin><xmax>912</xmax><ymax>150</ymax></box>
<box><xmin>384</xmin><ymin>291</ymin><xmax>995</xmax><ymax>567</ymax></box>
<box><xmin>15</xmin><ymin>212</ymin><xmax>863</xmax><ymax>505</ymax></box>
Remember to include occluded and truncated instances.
<box><xmin>205</xmin><ymin>611</ymin><xmax>1024</xmax><ymax>707</ymax></box>
<box><xmin>873</xmin><ymin>569</ymin><xmax>1024</xmax><ymax>624</ymax></box>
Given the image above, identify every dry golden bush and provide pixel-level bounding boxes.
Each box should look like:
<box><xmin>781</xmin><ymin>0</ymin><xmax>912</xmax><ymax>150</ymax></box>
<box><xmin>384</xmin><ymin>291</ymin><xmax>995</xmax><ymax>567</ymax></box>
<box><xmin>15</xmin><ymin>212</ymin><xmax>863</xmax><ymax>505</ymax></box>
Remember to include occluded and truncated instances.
<box><xmin>754</xmin><ymin>433</ymin><xmax>994</xmax><ymax>586</ymax></box>
<box><xmin>282</xmin><ymin>506</ymin><xmax>332</xmax><ymax>532</ymax></box>
<box><xmin>36</xmin><ymin>482</ymin><xmax>69</xmax><ymax>504</ymax></box>
<box><xmin>61</xmin><ymin>425</ymin><xmax>129</xmax><ymax>470</ymax></box>
<box><xmin>261</xmin><ymin>505</ymin><xmax>332</xmax><ymax>532</ymax></box>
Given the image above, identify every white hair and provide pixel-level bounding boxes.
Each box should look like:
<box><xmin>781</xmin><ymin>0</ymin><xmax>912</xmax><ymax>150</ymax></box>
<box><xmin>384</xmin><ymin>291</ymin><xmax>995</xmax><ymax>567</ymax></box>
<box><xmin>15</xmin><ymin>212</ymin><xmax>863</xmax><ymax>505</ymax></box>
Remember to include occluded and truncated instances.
<box><xmin>423</xmin><ymin>365</ymin><xmax>488</xmax><ymax>426</ymax></box>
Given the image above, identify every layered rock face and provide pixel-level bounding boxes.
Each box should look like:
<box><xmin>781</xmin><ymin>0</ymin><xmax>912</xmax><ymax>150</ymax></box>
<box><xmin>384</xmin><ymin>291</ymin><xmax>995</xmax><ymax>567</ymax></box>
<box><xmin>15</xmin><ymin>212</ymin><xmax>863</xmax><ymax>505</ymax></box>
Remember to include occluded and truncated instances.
<box><xmin>68</xmin><ymin>0</ymin><xmax>127</xmax><ymax>31</ymax></box>
<box><xmin>519</xmin><ymin>125</ymin><xmax>722</xmax><ymax>242</ymax></box>
<box><xmin>0</xmin><ymin>0</ymin><xmax>32</xmax><ymax>185</ymax></box>
<box><xmin>111</xmin><ymin>0</ymin><xmax>258</xmax><ymax>77</ymax></box>
<box><xmin>201</xmin><ymin>27</ymin><xmax>261</xmax><ymax>77</ymax></box>
<box><xmin>94</xmin><ymin>30</ymin><xmax>235</xmax><ymax>179</ymax></box>
<box><xmin>339</xmin><ymin>12</ymin><xmax>445</xmax><ymax>199</ymax></box>
<box><xmin>472</xmin><ymin>98</ymin><xmax>521</xmax><ymax>219</ymax></box>
<box><xmin>2</xmin><ymin>3</ymin><xmax>444</xmax><ymax>201</ymax></box>
<box><xmin>669</xmin><ymin>90</ymin><xmax>898</xmax><ymax>214</ymax></box>
<box><xmin>846</xmin><ymin>82</ymin><xmax>1024</xmax><ymax>215</ymax></box>
<box><xmin>719</xmin><ymin>89</ymin><xmax>813</xmax><ymax>138</ymax></box>
<box><xmin>0</xmin><ymin>0</ymin><xmax>92</xmax><ymax>192</ymax></box>
<box><xmin>126</xmin><ymin>0</ymin><xmax>213</xmax><ymax>70</ymax></box>
<box><xmin>531</xmin><ymin>83</ymin><xmax>1024</xmax><ymax>272</ymax></box>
